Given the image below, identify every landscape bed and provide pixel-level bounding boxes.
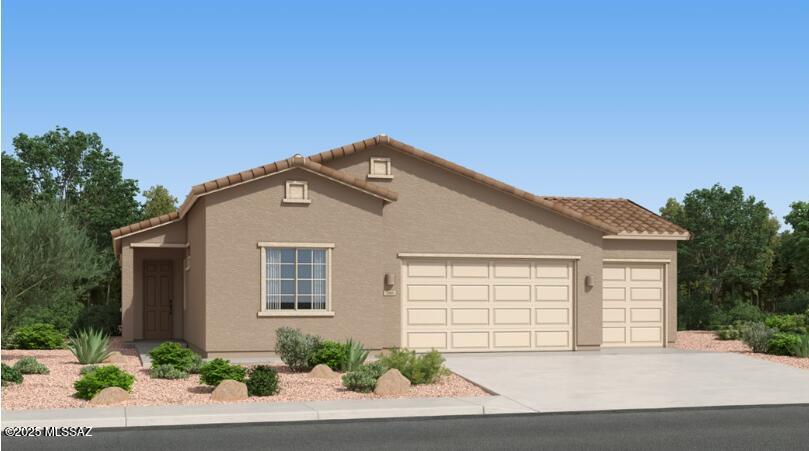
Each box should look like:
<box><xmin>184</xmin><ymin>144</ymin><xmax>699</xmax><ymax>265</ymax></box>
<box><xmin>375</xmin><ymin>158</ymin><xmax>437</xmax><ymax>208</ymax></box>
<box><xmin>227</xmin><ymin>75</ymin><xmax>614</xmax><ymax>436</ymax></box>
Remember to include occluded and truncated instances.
<box><xmin>673</xmin><ymin>331</ymin><xmax>809</xmax><ymax>371</ymax></box>
<box><xmin>0</xmin><ymin>338</ymin><xmax>487</xmax><ymax>411</ymax></box>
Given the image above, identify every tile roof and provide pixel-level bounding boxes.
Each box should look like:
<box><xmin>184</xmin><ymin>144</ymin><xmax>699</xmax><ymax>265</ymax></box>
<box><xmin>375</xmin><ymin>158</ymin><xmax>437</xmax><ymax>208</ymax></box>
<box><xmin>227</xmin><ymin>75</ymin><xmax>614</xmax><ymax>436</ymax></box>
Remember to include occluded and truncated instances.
<box><xmin>111</xmin><ymin>135</ymin><xmax>688</xmax><ymax>255</ymax></box>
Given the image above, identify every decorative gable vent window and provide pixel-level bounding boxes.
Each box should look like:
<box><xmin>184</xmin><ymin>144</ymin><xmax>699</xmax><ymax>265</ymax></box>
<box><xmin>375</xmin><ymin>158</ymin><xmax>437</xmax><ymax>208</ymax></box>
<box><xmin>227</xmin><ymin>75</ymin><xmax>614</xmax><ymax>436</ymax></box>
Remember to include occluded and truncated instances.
<box><xmin>368</xmin><ymin>157</ymin><xmax>393</xmax><ymax>179</ymax></box>
<box><xmin>259</xmin><ymin>244</ymin><xmax>333</xmax><ymax>316</ymax></box>
<box><xmin>283</xmin><ymin>180</ymin><xmax>311</xmax><ymax>204</ymax></box>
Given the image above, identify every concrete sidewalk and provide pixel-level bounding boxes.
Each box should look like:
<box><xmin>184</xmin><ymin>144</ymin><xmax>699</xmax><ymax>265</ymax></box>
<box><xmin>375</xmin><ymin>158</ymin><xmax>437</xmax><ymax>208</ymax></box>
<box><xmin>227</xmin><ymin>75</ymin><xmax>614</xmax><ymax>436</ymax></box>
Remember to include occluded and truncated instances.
<box><xmin>1</xmin><ymin>396</ymin><xmax>533</xmax><ymax>429</ymax></box>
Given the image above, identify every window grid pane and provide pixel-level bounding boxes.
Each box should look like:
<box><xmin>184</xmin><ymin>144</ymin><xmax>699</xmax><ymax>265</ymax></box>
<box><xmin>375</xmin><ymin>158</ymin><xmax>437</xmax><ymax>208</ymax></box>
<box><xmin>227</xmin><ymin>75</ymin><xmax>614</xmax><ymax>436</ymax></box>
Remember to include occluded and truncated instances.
<box><xmin>266</xmin><ymin>247</ymin><xmax>327</xmax><ymax>311</ymax></box>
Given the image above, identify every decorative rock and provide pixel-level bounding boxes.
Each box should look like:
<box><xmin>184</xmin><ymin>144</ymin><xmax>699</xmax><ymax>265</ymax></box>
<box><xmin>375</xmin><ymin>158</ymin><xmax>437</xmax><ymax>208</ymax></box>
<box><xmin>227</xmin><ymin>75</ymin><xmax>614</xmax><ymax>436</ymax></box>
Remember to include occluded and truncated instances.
<box><xmin>90</xmin><ymin>387</ymin><xmax>130</xmax><ymax>406</ymax></box>
<box><xmin>309</xmin><ymin>364</ymin><xmax>339</xmax><ymax>379</ymax></box>
<box><xmin>211</xmin><ymin>380</ymin><xmax>248</xmax><ymax>402</ymax></box>
<box><xmin>102</xmin><ymin>352</ymin><xmax>128</xmax><ymax>364</ymax></box>
<box><xmin>373</xmin><ymin>368</ymin><xmax>411</xmax><ymax>396</ymax></box>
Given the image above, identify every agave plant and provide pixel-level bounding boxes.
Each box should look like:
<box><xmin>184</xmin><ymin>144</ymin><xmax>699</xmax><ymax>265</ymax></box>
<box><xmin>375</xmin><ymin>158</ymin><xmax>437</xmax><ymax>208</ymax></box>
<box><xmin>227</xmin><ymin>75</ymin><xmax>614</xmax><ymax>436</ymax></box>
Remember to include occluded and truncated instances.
<box><xmin>68</xmin><ymin>328</ymin><xmax>112</xmax><ymax>364</ymax></box>
<box><xmin>341</xmin><ymin>338</ymin><xmax>368</xmax><ymax>372</ymax></box>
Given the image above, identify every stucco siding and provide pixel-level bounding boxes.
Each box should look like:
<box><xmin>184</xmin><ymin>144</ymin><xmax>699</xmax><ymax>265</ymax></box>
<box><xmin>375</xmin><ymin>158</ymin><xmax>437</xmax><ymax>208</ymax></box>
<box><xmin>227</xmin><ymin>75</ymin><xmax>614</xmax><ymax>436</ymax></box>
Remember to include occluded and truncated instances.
<box><xmin>602</xmin><ymin>239</ymin><xmax>678</xmax><ymax>343</ymax></box>
<box><xmin>184</xmin><ymin>198</ymin><xmax>207</xmax><ymax>351</ymax></box>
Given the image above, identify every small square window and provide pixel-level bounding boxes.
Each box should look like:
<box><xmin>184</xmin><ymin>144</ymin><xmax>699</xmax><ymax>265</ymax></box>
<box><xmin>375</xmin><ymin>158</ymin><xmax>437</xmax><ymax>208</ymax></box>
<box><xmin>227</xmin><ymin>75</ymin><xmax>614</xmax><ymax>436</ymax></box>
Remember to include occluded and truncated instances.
<box><xmin>368</xmin><ymin>157</ymin><xmax>393</xmax><ymax>179</ymax></box>
<box><xmin>283</xmin><ymin>180</ymin><xmax>311</xmax><ymax>204</ymax></box>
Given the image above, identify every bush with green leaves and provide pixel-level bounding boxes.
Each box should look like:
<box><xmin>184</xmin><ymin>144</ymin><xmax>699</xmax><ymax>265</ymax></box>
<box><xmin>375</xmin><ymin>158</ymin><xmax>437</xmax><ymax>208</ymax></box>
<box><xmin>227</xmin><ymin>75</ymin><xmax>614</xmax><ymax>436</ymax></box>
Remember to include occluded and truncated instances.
<box><xmin>716</xmin><ymin>328</ymin><xmax>741</xmax><ymax>341</ymax></box>
<box><xmin>789</xmin><ymin>335</ymin><xmax>809</xmax><ymax>358</ymax></box>
<box><xmin>309</xmin><ymin>340</ymin><xmax>348</xmax><ymax>371</ymax></box>
<box><xmin>73</xmin><ymin>303</ymin><xmax>122</xmax><ymax>336</ymax></box>
<box><xmin>68</xmin><ymin>328</ymin><xmax>111</xmax><ymax>364</ymax></box>
<box><xmin>740</xmin><ymin>322</ymin><xmax>775</xmax><ymax>353</ymax></box>
<box><xmin>2</xmin><ymin>363</ymin><xmax>24</xmax><ymax>386</ymax></box>
<box><xmin>774</xmin><ymin>290</ymin><xmax>809</xmax><ymax>314</ymax></box>
<box><xmin>199</xmin><ymin>358</ymin><xmax>245</xmax><ymax>386</ymax></box>
<box><xmin>767</xmin><ymin>332</ymin><xmax>803</xmax><ymax>356</ymax></box>
<box><xmin>150</xmin><ymin>364</ymin><xmax>189</xmax><ymax>379</ymax></box>
<box><xmin>149</xmin><ymin>342</ymin><xmax>199</xmax><ymax>372</ymax></box>
<box><xmin>13</xmin><ymin>356</ymin><xmax>49</xmax><ymax>375</ymax></box>
<box><xmin>189</xmin><ymin>354</ymin><xmax>204</xmax><ymax>374</ymax></box>
<box><xmin>73</xmin><ymin>365</ymin><xmax>134</xmax><ymax>400</ymax></box>
<box><xmin>377</xmin><ymin>349</ymin><xmax>449</xmax><ymax>385</ymax></box>
<box><xmin>275</xmin><ymin>327</ymin><xmax>322</xmax><ymax>372</ymax></box>
<box><xmin>246</xmin><ymin>365</ymin><xmax>279</xmax><ymax>396</ymax></box>
<box><xmin>342</xmin><ymin>339</ymin><xmax>369</xmax><ymax>372</ymax></box>
<box><xmin>12</xmin><ymin>323</ymin><xmax>64</xmax><ymax>350</ymax></box>
<box><xmin>341</xmin><ymin>362</ymin><xmax>386</xmax><ymax>393</ymax></box>
<box><xmin>80</xmin><ymin>365</ymin><xmax>100</xmax><ymax>375</ymax></box>
<box><xmin>764</xmin><ymin>314</ymin><xmax>808</xmax><ymax>335</ymax></box>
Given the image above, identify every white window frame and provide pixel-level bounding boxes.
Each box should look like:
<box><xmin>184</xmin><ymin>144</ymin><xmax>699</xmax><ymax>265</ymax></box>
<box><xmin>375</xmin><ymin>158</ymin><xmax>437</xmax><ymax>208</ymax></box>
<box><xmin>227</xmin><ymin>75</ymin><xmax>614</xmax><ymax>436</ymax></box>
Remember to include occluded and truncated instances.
<box><xmin>367</xmin><ymin>157</ymin><xmax>393</xmax><ymax>179</ymax></box>
<box><xmin>258</xmin><ymin>242</ymin><xmax>335</xmax><ymax>317</ymax></box>
<box><xmin>283</xmin><ymin>180</ymin><xmax>312</xmax><ymax>204</ymax></box>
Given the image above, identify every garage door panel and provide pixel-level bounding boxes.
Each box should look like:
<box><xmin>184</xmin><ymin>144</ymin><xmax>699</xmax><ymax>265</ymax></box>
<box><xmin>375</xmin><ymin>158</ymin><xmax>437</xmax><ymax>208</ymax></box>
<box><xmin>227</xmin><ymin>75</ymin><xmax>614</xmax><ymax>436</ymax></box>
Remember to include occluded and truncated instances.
<box><xmin>494</xmin><ymin>285</ymin><xmax>531</xmax><ymax>301</ymax></box>
<box><xmin>602</xmin><ymin>263</ymin><xmax>664</xmax><ymax>348</ymax></box>
<box><xmin>452</xmin><ymin>332</ymin><xmax>489</xmax><ymax>349</ymax></box>
<box><xmin>494</xmin><ymin>308</ymin><xmax>531</xmax><ymax>325</ymax></box>
<box><xmin>536</xmin><ymin>308</ymin><xmax>569</xmax><ymax>325</ymax></box>
<box><xmin>408</xmin><ymin>309</ymin><xmax>447</xmax><ymax>325</ymax></box>
<box><xmin>536</xmin><ymin>285</ymin><xmax>569</xmax><ymax>301</ymax></box>
<box><xmin>404</xmin><ymin>259</ymin><xmax>573</xmax><ymax>352</ymax></box>
<box><xmin>407</xmin><ymin>332</ymin><xmax>447</xmax><ymax>349</ymax></box>
<box><xmin>451</xmin><ymin>308</ymin><xmax>489</xmax><ymax>325</ymax></box>
<box><xmin>451</xmin><ymin>285</ymin><xmax>489</xmax><ymax>301</ymax></box>
<box><xmin>408</xmin><ymin>285</ymin><xmax>447</xmax><ymax>301</ymax></box>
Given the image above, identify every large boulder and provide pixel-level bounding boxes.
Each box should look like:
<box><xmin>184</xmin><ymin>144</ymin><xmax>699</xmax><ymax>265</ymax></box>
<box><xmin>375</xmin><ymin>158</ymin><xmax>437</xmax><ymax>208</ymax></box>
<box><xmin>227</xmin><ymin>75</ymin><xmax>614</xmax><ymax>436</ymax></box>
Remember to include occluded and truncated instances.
<box><xmin>90</xmin><ymin>387</ymin><xmax>130</xmax><ymax>406</ymax></box>
<box><xmin>211</xmin><ymin>380</ymin><xmax>248</xmax><ymax>402</ymax></box>
<box><xmin>309</xmin><ymin>364</ymin><xmax>339</xmax><ymax>379</ymax></box>
<box><xmin>102</xmin><ymin>352</ymin><xmax>128</xmax><ymax>364</ymax></box>
<box><xmin>374</xmin><ymin>368</ymin><xmax>411</xmax><ymax>396</ymax></box>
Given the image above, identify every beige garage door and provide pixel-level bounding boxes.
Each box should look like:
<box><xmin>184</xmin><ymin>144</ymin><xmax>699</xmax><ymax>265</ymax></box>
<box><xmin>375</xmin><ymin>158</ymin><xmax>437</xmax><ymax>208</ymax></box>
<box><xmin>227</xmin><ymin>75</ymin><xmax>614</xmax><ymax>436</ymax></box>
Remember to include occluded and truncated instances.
<box><xmin>402</xmin><ymin>258</ymin><xmax>574</xmax><ymax>352</ymax></box>
<box><xmin>602</xmin><ymin>263</ymin><xmax>665</xmax><ymax>347</ymax></box>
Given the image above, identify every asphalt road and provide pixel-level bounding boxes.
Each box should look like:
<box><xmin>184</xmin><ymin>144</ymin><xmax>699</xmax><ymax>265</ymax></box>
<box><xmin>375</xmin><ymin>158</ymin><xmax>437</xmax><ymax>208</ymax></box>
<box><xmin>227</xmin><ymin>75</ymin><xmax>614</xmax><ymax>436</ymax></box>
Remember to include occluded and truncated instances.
<box><xmin>4</xmin><ymin>404</ymin><xmax>809</xmax><ymax>451</ymax></box>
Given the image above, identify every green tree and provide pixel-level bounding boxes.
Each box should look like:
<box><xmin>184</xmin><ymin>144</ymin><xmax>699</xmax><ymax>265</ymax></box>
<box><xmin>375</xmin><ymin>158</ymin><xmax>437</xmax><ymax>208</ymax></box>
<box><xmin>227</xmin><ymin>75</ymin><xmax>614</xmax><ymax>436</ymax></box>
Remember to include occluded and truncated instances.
<box><xmin>7</xmin><ymin>126</ymin><xmax>140</xmax><ymax>248</ymax></box>
<box><xmin>142</xmin><ymin>185</ymin><xmax>178</xmax><ymax>219</ymax></box>
<box><xmin>661</xmin><ymin>184</ymin><xmax>779</xmax><ymax>310</ymax></box>
<box><xmin>1</xmin><ymin>151</ymin><xmax>34</xmax><ymax>201</ymax></box>
<box><xmin>767</xmin><ymin>201</ymin><xmax>809</xmax><ymax>300</ymax></box>
<box><xmin>1</xmin><ymin>195</ymin><xmax>107</xmax><ymax>335</ymax></box>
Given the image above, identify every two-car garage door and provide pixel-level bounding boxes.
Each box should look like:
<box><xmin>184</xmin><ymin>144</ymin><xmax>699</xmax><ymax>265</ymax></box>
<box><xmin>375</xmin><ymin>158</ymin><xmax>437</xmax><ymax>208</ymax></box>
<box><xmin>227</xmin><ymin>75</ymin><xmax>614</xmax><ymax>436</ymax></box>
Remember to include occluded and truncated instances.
<box><xmin>402</xmin><ymin>258</ymin><xmax>574</xmax><ymax>352</ymax></box>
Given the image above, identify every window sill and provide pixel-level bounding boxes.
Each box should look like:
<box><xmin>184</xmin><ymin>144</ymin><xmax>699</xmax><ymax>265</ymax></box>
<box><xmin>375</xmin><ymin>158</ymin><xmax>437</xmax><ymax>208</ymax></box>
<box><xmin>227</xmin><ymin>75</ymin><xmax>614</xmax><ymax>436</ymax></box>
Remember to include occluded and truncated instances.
<box><xmin>257</xmin><ymin>311</ymin><xmax>335</xmax><ymax>318</ymax></box>
<box><xmin>282</xmin><ymin>198</ymin><xmax>312</xmax><ymax>204</ymax></box>
<box><xmin>367</xmin><ymin>174</ymin><xmax>394</xmax><ymax>180</ymax></box>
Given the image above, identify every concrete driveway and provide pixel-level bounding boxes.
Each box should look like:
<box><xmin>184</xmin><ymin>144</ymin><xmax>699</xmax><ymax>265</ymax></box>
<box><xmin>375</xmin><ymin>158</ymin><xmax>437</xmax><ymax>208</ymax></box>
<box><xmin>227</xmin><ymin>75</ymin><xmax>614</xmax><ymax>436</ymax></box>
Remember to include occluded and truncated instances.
<box><xmin>445</xmin><ymin>349</ymin><xmax>809</xmax><ymax>412</ymax></box>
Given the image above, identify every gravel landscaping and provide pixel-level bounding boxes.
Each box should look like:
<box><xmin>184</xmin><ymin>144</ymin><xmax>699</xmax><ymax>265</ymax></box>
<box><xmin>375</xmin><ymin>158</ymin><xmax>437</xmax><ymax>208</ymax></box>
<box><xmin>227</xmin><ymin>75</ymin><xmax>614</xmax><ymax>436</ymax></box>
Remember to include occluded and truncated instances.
<box><xmin>0</xmin><ymin>339</ymin><xmax>487</xmax><ymax>411</ymax></box>
<box><xmin>674</xmin><ymin>331</ymin><xmax>809</xmax><ymax>371</ymax></box>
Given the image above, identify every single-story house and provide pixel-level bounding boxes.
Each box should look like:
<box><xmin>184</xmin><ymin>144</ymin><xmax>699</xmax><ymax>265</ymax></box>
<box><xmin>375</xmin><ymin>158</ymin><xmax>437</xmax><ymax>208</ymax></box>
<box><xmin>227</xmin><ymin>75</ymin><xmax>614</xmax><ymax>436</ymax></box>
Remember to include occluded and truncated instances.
<box><xmin>112</xmin><ymin>135</ymin><xmax>689</xmax><ymax>358</ymax></box>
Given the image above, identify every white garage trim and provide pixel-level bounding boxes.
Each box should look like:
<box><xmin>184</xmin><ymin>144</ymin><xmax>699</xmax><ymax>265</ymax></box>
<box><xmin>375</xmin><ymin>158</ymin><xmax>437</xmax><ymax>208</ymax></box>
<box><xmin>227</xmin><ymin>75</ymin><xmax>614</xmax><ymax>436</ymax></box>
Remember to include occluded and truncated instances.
<box><xmin>398</xmin><ymin>253</ymin><xmax>581</xmax><ymax>260</ymax></box>
<box><xmin>601</xmin><ymin>260</ymin><xmax>668</xmax><ymax>348</ymax></box>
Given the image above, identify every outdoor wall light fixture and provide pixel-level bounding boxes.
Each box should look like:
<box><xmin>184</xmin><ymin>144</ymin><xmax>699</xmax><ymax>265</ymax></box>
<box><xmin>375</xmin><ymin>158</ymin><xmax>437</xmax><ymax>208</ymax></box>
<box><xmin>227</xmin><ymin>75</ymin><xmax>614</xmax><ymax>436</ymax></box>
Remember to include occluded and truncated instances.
<box><xmin>584</xmin><ymin>275</ymin><xmax>594</xmax><ymax>289</ymax></box>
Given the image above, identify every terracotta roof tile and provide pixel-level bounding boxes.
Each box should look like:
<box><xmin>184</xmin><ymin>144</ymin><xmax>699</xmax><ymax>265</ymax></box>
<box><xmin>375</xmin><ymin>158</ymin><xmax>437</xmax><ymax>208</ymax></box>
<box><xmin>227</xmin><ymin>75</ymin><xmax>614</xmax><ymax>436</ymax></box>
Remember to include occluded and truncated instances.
<box><xmin>540</xmin><ymin>197</ymin><xmax>689</xmax><ymax>236</ymax></box>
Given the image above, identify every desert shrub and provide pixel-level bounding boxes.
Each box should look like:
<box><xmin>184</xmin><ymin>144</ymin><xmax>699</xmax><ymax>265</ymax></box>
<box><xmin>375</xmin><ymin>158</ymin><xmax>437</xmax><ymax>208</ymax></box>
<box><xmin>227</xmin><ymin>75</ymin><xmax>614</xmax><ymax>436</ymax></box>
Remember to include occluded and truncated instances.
<box><xmin>716</xmin><ymin>328</ymin><xmax>741</xmax><ymax>341</ymax></box>
<box><xmin>377</xmin><ymin>348</ymin><xmax>449</xmax><ymax>385</ymax></box>
<box><xmin>789</xmin><ymin>335</ymin><xmax>809</xmax><ymax>358</ymax></box>
<box><xmin>188</xmin><ymin>354</ymin><xmax>204</xmax><ymax>374</ymax></box>
<box><xmin>275</xmin><ymin>327</ymin><xmax>321</xmax><ymax>372</ymax></box>
<box><xmin>246</xmin><ymin>365</ymin><xmax>279</xmax><ymax>396</ymax></box>
<box><xmin>73</xmin><ymin>365</ymin><xmax>134</xmax><ymax>400</ymax></box>
<box><xmin>80</xmin><ymin>365</ymin><xmax>100</xmax><ymax>375</ymax></box>
<box><xmin>342</xmin><ymin>339</ymin><xmax>369</xmax><ymax>372</ymax></box>
<box><xmin>2</xmin><ymin>363</ymin><xmax>24</xmax><ymax>386</ymax></box>
<box><xmin>341</xmin><ymin>362</ymin><xmax>386</xmax><ymax>393</ymax></box>
<box><xmin>199</xmin><ymin>358</ymin><xmax>245</xmax><ymax>386</ymax></box>
<box><xmin>309</xmin><ymin>340</ymin><xmax>348</xmax><ymax>371</ymax></box>
<box><xmin>150</xmin><ymin>364</ymin><xmax>189</xmax><ymax>380</ymax></box>
<box><xmin>726</xmin><ymin>303</ymin><xmax>765</xmax><ymax>324</ymax></box>
<box><xmin>764</xmin><ymin>314</ymin><xmax>808</xmax><ymax>335</ymax></box>
<box><xmin>68</xmin><ymin>328</ymin><xmax>111</xmax><ymax>364</ymax></box>
<box><xmin>740</xmin><ymin>322</ymin><xmax>775</xmax><ymax>353</ymax></box>
<box><xmin>13</xmin><ymin>356</ymin><xmax>49</xmax><ymax>375</ymax></box>
<box><xmin>16</xmin><ymin>300</ymin><xmax>85</xmax><ymax>337</ymax></box>
<box><xmin>12</xmin><ymin>323</ymin><xmax>64</xmax><ymax>350</ymax></box>
<box><xmin>767</xmin><ymin>332</ymin><xmax>803</xmax><ymax>356</ymax></box>
<box><xmin>149</xmin><ymin>342</ymin><xmax>198</xmax><ymax>372</ymax></box>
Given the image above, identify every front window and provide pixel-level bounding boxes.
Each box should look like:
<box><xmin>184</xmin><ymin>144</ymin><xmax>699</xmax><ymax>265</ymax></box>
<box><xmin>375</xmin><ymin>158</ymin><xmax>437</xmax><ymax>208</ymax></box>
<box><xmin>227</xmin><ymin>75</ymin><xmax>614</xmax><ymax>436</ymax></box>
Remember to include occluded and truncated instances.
<box><xmin>265</xmin><ymin>248</ymin><xmax>328</xmax><ymax>310</ymax></box>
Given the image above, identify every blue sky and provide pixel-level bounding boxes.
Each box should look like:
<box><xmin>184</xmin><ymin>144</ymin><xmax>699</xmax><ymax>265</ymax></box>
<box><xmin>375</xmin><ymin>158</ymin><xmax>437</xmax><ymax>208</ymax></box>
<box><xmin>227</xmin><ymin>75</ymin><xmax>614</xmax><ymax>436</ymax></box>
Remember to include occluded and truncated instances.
<box><xmin>3</xmin><ymin>1</ymin><xmax>807</xmax><ymax>223</ymax></box>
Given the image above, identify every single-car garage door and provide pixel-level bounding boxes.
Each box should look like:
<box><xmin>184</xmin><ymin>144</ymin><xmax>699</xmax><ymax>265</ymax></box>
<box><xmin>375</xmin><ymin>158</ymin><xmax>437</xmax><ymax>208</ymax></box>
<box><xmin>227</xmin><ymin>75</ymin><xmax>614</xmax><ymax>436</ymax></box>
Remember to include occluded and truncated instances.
<box><xmin>402</xmin><ymin>258</ymin><xmax>574</xmax><ymax>352</ymax></box>
<box><xmin>602</xmin><ymin>263</ymin><xmax>665</xmax><ymax>347</ymax></box>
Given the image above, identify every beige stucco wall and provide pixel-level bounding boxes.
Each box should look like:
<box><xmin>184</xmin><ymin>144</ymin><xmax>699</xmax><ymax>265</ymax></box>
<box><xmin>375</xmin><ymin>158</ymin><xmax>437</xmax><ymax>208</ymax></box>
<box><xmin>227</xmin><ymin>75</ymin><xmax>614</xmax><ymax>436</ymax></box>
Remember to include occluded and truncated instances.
<box><xmin>120</xmin><ymin>222</ymin><xmax>186</xmax><ymax>341</ymax></box>
<box><xmin>184</xmin><ymin>197</ymin><xmax>207</xmax><ymax>352</ymax></box>
<box><xmin>602</xmin><ymin>239</ymin><xmax>678</xmax><ymax>343</ymax></box>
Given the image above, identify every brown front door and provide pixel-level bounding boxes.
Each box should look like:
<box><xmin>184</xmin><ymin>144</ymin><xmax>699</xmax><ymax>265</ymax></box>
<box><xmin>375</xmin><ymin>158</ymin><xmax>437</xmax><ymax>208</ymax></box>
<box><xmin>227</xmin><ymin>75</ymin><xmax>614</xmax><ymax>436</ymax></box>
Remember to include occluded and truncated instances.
<box><xmin>143</xmin><ymin>260</ymin><xmax>173</xmax><ymax>339</ymax></box>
